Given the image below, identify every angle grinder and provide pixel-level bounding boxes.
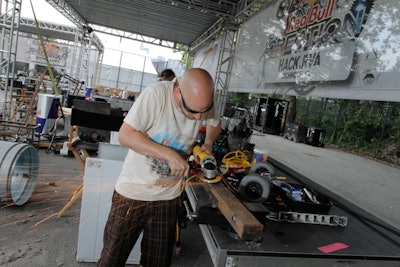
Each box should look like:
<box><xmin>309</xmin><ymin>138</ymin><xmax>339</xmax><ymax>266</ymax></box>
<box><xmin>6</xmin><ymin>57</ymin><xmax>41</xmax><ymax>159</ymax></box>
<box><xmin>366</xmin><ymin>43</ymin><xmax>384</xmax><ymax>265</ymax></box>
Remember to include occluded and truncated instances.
<box><xmin>192</xmin><ymin>145</ymin><xmax>222</xmax><ymax>183</ymax></box>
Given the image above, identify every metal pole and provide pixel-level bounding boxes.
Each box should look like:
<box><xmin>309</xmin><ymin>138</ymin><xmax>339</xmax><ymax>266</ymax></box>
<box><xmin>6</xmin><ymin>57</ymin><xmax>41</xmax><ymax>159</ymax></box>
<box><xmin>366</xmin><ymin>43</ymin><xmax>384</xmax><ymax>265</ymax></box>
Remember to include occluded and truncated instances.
<box><xmin>140</xmin><ymin>56</ymin><xmax>146</xmax><ymax>92</ymax></box>
<box><xmin>116</xmin><ymin>50</ymin><xmax>122</xmax><ymax>88</ymax></box>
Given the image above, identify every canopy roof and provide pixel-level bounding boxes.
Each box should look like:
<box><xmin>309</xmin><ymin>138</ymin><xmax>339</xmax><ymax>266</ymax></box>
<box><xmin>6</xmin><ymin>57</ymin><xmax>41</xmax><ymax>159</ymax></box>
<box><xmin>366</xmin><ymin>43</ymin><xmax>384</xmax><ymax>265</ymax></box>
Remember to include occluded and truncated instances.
<box><xmin>46</xmin><ymin>0</ymin><xmax>272</xmax><ymax>52</ymax></box>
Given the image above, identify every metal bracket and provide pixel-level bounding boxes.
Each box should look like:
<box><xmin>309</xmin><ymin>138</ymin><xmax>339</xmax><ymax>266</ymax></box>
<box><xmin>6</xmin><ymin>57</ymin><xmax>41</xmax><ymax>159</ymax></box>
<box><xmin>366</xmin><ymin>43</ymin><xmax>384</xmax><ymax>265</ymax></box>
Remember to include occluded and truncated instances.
<box><xmin>183</xmin><ymin>200</ymin><xmax>197</xmax><ymax>221</ymax></box>
<box><xmin>266</xmin><ymin>211</ymin><xmax>348</xmax><ymax>227</ymax></box>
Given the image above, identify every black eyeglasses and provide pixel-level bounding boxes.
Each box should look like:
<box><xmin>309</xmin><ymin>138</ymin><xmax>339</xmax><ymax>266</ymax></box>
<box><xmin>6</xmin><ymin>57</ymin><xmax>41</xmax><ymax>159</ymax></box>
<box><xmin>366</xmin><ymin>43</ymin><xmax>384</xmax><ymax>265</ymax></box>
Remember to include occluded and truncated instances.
<box><xmin>179</xmin><ymin>89</ymin><xmax>214</xmax><ymax>114</ymax></box>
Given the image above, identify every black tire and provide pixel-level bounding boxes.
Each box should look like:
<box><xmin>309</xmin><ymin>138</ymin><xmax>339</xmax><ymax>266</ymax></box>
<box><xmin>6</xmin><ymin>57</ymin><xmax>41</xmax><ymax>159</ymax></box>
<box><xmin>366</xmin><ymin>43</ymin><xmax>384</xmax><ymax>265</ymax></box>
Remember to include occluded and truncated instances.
<box><xmin>250</xmin><ymin>162</ymin><xmax>275</xmax><ymax>175</ymax></box>
<box><xmin>239</xmin><ymin>174</ymin><xmax>271</xmax><ymax>202</ymax></box>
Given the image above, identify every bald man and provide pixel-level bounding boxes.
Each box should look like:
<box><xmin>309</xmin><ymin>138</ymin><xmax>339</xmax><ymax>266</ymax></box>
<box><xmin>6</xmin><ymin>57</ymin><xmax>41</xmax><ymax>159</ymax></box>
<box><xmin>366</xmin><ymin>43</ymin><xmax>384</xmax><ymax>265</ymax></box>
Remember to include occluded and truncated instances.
<box><xmin>98</xmin><ymin>68</ymin><xmax>221</xmax><ymax>267</ymax></box>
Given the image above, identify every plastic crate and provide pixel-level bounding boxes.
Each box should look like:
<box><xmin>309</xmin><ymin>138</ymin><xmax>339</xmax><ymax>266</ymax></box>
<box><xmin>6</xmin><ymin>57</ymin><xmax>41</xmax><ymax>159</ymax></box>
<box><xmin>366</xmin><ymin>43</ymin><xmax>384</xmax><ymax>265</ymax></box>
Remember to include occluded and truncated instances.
<box><xmin>270</xmin><ymin>181</ymin><xmax>332</xmax><ymax>214</ymax></box>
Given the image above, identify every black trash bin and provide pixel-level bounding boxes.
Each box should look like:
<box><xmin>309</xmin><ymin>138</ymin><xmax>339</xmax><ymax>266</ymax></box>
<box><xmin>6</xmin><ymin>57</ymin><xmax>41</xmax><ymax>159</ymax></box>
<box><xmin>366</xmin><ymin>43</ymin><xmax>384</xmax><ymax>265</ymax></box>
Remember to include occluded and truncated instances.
<box><xmin>306</xmin><ymin>127</ymin><xmax>325</xmax><ymax>147</ymax></box>
<box><xmin>284</xmin><ymin>122</ymin><xmax>308</xmax><ymax>143</ymax></box>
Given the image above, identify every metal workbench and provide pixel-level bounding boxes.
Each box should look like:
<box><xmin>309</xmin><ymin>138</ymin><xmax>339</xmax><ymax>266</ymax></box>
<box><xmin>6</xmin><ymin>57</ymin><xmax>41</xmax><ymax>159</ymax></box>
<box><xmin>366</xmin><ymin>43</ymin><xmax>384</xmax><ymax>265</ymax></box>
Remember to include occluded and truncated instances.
<box><xmin>185</xmin><ymin>158</ymin><xmax>400</xmax><ymax>267</ymax></box>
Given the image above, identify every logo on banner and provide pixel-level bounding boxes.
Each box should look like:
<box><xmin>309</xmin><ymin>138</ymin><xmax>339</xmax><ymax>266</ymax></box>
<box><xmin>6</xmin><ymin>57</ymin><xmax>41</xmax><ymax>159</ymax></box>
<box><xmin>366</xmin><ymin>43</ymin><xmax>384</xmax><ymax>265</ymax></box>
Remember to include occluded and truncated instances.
<box><xmin>263</xmin><ymin>0</ymin><xmax>375</xmax><ymax>83</ymax></box>
<box><xmin>25</xmin><ymin>40</ymin><xmax>70</xmax><ymax>67</ymax></box>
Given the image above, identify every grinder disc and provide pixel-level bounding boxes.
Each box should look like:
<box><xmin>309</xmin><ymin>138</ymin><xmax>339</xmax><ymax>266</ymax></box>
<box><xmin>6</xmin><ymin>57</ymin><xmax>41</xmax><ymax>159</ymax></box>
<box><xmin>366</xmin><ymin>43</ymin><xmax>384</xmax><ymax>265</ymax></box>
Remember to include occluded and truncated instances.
<box><xmin>198</xmin><ymin>174</ymin><xmax>222</xmax><ymax>184</ymax></box>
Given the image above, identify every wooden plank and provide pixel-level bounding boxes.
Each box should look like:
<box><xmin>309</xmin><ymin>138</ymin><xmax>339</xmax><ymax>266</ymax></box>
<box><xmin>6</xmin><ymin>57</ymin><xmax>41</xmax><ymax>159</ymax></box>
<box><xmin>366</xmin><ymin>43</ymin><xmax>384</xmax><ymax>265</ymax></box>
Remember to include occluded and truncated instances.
<box><xmin>208</xmin><ymin>183</ymin><xmax>264</xmax><ymax>241</ymax></box>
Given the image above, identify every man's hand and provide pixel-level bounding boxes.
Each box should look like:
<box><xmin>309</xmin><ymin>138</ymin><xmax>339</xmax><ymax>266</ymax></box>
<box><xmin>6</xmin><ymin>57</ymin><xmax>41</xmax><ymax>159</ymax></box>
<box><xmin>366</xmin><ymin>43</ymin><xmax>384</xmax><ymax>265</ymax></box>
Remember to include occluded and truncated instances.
<box><xmin>193</xmin><ymin>143</ymin><xmax>213</xmax><ymax>164</ymax></box>
<box><xmin>167</xmin><ymin>150</ymin><xmax>189</xmax><ymax>178</ymax></box>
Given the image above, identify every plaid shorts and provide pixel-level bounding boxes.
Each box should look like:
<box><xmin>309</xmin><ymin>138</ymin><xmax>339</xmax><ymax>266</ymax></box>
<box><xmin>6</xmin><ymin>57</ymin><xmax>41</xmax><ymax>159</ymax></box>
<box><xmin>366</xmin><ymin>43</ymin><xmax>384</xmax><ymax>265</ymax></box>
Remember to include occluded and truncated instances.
<box><xmin>98</xmin><ymin>190</ymin><xmax>180</xmax><ymax>267</ymax></box>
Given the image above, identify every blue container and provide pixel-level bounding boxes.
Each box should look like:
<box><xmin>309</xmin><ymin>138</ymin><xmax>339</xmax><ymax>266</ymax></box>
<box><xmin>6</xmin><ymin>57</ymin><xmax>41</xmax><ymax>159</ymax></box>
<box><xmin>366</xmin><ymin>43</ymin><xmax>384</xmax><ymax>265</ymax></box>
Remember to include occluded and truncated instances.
<box><xmin>85</xmin><ymin>87</ymin><xmax>92</xmax><ymax>100</ymax></box>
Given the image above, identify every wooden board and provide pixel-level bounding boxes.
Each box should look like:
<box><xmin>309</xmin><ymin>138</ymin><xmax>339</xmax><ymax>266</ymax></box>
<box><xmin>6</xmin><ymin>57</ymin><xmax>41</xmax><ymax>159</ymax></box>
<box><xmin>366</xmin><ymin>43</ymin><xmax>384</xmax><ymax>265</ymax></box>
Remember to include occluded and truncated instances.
<box><xmin>207</xmin><ymin>183</ymin><xmax>264</xmax><ymax>241</ymax></box>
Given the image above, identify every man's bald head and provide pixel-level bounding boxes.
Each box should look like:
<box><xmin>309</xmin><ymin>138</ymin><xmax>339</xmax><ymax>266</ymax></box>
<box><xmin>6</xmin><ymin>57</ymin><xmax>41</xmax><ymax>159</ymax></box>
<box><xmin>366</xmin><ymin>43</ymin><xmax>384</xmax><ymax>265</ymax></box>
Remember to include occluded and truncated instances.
<box><xmin>178</xmin><ymin>68</ymin><xmax>214</xmax><ymax>117</ymax></box>
<box><xmin>179</xmin><ymin>68</ymin><xmax>214</xmax><ymax>103</ymax></box>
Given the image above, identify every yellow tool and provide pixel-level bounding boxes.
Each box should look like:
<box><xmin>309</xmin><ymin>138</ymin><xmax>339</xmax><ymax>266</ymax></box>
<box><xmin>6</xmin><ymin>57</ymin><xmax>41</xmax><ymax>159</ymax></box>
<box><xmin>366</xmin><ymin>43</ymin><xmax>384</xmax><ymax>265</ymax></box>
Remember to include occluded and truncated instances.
<box><xmin>193</xmin><ymin>145</ymin><xmax>222</xmax><ymax>183</ymax></box>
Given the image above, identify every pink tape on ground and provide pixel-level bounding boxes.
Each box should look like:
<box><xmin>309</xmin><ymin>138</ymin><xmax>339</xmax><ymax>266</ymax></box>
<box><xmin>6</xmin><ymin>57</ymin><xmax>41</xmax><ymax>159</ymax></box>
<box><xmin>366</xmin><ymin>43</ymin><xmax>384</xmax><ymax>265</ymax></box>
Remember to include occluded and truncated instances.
<box><xmin>318</xmin><ymin>242</ymin><xmax>349</xmax><ymax>253</ymax></box>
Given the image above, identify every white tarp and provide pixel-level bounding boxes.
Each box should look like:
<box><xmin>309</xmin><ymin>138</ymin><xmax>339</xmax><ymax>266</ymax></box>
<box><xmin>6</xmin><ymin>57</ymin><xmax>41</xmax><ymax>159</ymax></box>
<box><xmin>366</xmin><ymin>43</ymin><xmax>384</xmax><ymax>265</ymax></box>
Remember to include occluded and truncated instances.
<box><xmin>195</xmin><ymin>0</ymin><xmax>400</xmax><ymax>101</ymax></box>
<box><xmin>192</xmin><ymin>39</ymin><xmax>220</xmax><ymax>80</ymax></box>
<box><xmin>97</xmin><ymin>64</ymin><xmax>158</xmax><ymax>92</ymax></box>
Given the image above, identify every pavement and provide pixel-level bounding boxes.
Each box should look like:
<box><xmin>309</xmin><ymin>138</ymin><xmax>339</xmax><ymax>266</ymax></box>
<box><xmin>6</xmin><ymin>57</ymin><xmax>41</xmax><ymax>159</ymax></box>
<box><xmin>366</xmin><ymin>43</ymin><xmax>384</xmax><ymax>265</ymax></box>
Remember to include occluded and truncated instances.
<box><xmin>1</xmin><ymin>132</ymin><xmax>399</xmax><ymax>266</ymax></box>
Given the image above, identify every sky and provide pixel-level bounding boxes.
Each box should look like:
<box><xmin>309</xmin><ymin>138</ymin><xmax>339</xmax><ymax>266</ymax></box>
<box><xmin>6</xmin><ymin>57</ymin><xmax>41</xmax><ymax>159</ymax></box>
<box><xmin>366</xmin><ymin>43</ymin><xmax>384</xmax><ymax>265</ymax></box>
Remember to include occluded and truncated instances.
<box><xmin>19</xmin><ymin>0</ymin><xmax>184</xmax><ymax>73</ymax></box>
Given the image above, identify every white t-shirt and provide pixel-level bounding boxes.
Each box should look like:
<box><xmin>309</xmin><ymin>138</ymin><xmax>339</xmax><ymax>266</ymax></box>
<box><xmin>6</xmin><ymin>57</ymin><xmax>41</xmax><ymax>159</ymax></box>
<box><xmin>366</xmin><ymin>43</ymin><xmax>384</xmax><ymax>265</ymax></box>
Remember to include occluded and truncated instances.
<box><xmin>115</xmin><ymin>81</ymin><xmax>220</xmax><ymax>201</ymax></box>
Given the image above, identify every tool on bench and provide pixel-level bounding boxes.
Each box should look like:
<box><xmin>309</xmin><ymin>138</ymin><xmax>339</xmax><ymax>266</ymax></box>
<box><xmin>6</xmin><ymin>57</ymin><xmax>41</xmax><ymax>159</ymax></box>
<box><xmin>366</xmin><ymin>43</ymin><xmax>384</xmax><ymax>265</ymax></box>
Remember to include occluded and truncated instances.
<box><xmin>192</xmin><ymin>145</ymin><xmax>222</xmax><ymax>183</ymax></box>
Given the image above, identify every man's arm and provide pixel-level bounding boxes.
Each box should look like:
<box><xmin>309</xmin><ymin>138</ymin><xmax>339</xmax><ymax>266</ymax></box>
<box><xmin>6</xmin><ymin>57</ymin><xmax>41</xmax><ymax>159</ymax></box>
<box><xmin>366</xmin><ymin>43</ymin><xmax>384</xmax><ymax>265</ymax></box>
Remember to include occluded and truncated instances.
<box><xmin>201</xmin><ymin>120</ymin><xmax>222</xmax><ymax>154</ymax></box>
<box><xmin>118</xmin><ymin>122</ymin><xmax>189</xmax><ymax>178</ymax></box>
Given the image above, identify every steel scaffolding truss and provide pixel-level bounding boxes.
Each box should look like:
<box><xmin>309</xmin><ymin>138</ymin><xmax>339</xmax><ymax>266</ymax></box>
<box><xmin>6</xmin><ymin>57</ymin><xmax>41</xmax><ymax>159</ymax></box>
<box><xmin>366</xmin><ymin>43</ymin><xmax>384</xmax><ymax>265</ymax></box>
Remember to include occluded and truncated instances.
<box><xmin>190</xmin><ymin>0</ymin><xmax>275</xmax><ymax>116</ymax></box>
<box><xmin>19</xmin><ymin>16</ymin><xmax>76</xmax><ymax>41</ymax></box>
<box><xmin>214</xmin><ymin>23</ymin><xmax>239</xmax><ymax>116</ymax></box>
<box><xmin>1</xmin><ymin>0</ymin><xmax>21</xmax><ymax>119</ymax></box>
<box><xmin>92</xmin><ymin>25</ymin><xmax>182</xmax><ymax>51</ymax></box>
<box><xmin>189</xmin><ymin>0</ymin><xmax>275</xmax><ymax>54</ymax></box>
<box><xmin>19</xmin><ymin>16</ymin><xmax>104</xmax><ymax>52</ymax></box>
<box><xmin>0</xmin><ymin>2</ymin><xmax>104</xmax><ymax>118</ymax></box>
<box><xmin>7</xmin><ymin>1</ymin><xmax>104</xmax><ymax>119</ymax></box>
<box><xmin>19</xmin><ymin>17</ymin><xmax>104</xmax><ymax>84</ymax></box>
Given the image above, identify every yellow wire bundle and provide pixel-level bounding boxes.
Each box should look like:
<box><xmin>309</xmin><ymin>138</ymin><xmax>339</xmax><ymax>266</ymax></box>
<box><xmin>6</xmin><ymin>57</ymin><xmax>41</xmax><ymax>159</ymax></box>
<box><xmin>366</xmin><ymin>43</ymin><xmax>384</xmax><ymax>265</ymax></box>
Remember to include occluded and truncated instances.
<box><xmin>221</xmin><ymin>150</ymin><xmax>252</xmax><ymax>174</ymax></box>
